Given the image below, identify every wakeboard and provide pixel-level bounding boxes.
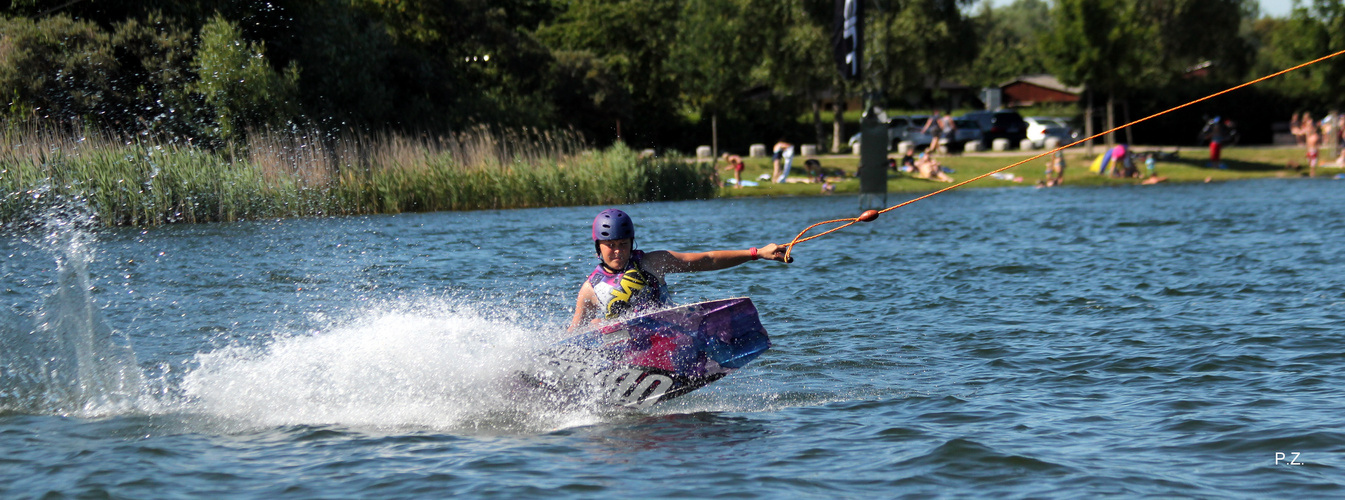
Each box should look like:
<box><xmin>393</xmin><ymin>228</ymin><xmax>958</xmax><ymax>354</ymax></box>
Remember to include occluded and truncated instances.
<box><xmin>518</xmin><ymin>297</ymin><xmax>770</xmax><ymax>409</ymax></box>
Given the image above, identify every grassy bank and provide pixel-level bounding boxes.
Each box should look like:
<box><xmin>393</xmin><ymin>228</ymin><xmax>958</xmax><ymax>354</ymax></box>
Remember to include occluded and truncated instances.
<box><xmin>715</xmin><ymin>145</ymin><xmax>1328</xmax><ymax>198</ymax></box>
<box><xmin>0</xmin><ymin>124</ymin><xmax>716</xmax><ymax>226</ymax></box>
<box><xmin>3</xmin><ymin>120</ymin><xmax>1321</xmax><ymax>227</ymax></box>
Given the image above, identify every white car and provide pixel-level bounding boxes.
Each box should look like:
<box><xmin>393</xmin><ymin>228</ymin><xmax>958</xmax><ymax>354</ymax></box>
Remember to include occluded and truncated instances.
<box><xmin>1026</xmin><ymin>116</ymin><xmax>1076</xmax><ymax>148</ymax></box>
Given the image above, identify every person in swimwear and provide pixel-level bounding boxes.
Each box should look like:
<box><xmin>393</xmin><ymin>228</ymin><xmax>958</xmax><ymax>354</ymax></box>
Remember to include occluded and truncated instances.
<box><xmin>921</xmin><ymin>111</ymin><xmax>945</xmax><ymax>154</ymax></box>
<box><xmin>721</xmin><ymin>153</ymin><xmax>745</xmax><ymax>188</ymax></box>
<box><xmin>569</xmin><ymin>209</ymin><xmax>791</xmax><ymax>330</ymax></box>
<box><xmin>1306</xmin><ymin>119</ymin><xmax>1321</xmax><ymax>176</ymax></box>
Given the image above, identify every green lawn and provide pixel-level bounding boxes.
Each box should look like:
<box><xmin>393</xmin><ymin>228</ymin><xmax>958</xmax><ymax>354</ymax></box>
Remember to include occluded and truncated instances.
<box><xmin>714</xmin><ymin>145</ymin><xmax>1326</xmax><ymax>199</ymax></box>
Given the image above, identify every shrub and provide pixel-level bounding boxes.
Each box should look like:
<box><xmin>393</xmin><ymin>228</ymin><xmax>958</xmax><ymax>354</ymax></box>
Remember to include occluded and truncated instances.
<box><xmin>189</xmin><ymin>15</ymin><xmax>300</xmax><ymax>141</ymax></box>
<box><xmin>0</xmin><ymin>15</ymin><xmax>116</xmax><ymax>122</ymax></box>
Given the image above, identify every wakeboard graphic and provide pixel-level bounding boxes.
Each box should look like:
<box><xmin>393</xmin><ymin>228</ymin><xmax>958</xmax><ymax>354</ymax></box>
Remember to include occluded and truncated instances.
<box><xmin>519</xmin><ymin>298</ymin><xmax>770</xmax><ymax>409</ymax></box>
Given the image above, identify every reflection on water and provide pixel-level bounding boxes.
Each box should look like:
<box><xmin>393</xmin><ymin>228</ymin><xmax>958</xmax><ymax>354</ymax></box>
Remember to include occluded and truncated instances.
<box><xmin>571</xmin><ymin>412</ymin><xmax>773</xmax><ymax>462</ymax></box>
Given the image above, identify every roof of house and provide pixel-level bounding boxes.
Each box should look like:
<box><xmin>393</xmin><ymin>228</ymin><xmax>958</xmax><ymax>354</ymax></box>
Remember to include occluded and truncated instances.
<box><xmin>999</xmin><ymin>74</ymin><xmax>1084</xmax><ymax>95</ymax></box>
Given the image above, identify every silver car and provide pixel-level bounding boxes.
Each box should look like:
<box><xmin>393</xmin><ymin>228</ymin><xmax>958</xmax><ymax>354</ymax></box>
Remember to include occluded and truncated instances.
<box><xmin>890</xmin><ymin>115</ymin><xmax>934</xmax><ymax>149</ymax></box>
<box><xmin>1026</xmin><ymin>116</ymin><xmax>1076</xmax><ymax>148</ymax></box>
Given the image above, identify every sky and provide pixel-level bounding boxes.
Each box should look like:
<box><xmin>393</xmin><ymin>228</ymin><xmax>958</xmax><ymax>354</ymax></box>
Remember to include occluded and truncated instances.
<box><xmin>1257</xmin><ymin>0</ymin><xmax>1295</xmax><ymax>17</ymax></box>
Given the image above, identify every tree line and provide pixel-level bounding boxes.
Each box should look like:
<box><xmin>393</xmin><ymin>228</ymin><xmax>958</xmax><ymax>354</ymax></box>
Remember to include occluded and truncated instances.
<box><xmin>3</xmin><ymin>0</ymin><xmax>1344</xmax><ymax>151</ymax></box>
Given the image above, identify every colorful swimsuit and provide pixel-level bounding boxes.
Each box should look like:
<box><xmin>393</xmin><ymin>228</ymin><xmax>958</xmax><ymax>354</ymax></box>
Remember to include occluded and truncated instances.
<box><xmin>586</xmin><ymin>250</ymin><xmax>670</xmax><ymax>319</ymax></box>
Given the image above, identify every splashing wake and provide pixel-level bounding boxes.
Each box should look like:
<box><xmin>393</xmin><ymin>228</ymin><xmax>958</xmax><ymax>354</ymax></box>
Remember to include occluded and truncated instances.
<box><xmin>179</xmin><ymin>300</ymin><xmax>605</xmax><ymax>432</ymax></box>
<box><xmin>0</xmin><ymin>201</ymin><xmax>147</xmax><ymax>417</ymax></box>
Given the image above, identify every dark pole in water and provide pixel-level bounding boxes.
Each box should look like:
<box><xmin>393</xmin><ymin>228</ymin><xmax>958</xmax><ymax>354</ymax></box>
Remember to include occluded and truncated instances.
<box><xmin>836</xmin><ymin>0</ymin><xmax>884</xmax><ymax>209</ymax></box>
<box><xmin>858</xmin><ymin>112</ymin><xmax>887</xmax><ymax>210</ymax></box>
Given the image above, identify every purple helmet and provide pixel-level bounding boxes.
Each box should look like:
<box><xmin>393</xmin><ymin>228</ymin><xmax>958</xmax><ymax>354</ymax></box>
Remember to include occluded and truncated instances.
<box><xmin>592</xmin><ymin>209</ymin><xmax>635</xmax><ymax>241</ymax></box>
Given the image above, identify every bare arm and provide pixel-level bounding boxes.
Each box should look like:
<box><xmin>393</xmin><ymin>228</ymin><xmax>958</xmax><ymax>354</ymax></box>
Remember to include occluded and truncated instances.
<box><xmin>642</xmin><ymin>243</ymin><xmax>792</xmax><ymax>274</ymax></box>
<box><xmin>568</xmin><ymin>281</ymin><xmax>598</xmax><ymax>331</ymax></box>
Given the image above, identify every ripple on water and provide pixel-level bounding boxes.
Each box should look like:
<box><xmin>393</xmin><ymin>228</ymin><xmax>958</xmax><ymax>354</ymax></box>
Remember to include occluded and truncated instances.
<box><xmin>3</xmin><ymin>180</ymin><xmax>1345</xmax><ymax>497</ymax></box>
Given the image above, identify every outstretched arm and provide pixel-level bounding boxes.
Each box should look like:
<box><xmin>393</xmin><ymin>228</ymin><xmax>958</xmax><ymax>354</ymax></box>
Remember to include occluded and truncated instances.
<box><xmin>643</xmin><ymin>244</ymin><xmax>792</xmax><ymax>274</ymax></box>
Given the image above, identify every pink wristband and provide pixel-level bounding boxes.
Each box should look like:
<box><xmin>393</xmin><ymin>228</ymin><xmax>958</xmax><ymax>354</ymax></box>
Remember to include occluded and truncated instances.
<box><xmin>749</xmin><ymin>247</ymin><xmax>759</xmax><ymax>260</ymax></box>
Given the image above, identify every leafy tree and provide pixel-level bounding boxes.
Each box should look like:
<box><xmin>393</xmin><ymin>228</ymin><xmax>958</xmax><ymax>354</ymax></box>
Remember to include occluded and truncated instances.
<box><xmin>348</xmin><ymin>0</ymin><xmax>558</xmax><ymax>129</ymax></box>
<box><xmin>546</xmin><ymin>50</ymin><xmax>632</xmax><ymax>144</ymax></box>
<box><xmin>1043</xmin><ymin>0</ymin><xmax>1253</xmax><ymax>150</ymax></box>
<box><xmin>752</xmin><ymin>0</ymin><xmax>835</xmax><ymax>150</ymax></box>
<box><xmin>189</xmin><ymin>15</ymin><xmax>300</xmax><ymax>140</ymax></box>
<box><xmin>535</xmin><ymin>0</ymin><xmax>682</xmax><ymax>146</ymax></box>
<box><xmin>958</xmin><ymin>0</ymin><xmax>1052</xmax><ymax>88</ymax></box>
<box><xmin>278</xmin><ymin>1</ymin><xmax>400</xmax><ymax>127</ymax></box>
<box><xmin>1137</xmin><ymin>0</ymin><xmax>1254</xmax><ymax>85</ymax></box>
<box><xmin>108</xmin><ymin>13</ymin><xmax>200</xmax><ymax>138</ymax></box>
<box><xmin>1250</xmin><ymin>0</ymin><xmax>1345</xmax><ymax>108</ymax></box>
<box><xmin>867</xmin><ymin>0</ymin><xmax>978</xmax><ymax>110</ymax></box>
<box><xmin>0</xmin><ymin>14</ymin><xmax>116</xmax><ymax>122</ymax></box>
<box><xmin>669</xmin><ymin>0</ymin><xmax>763</xmax><ymax>155</ymax></box>
<box><xmin>1042</xmin><ymin>0</ymin><xmax>1154</xmax><ymax>149</ymax></box>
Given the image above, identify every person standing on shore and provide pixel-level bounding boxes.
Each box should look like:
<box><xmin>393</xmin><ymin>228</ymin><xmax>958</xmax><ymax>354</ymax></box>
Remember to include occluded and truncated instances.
<box><xmin>1336</xmin><ymin>114</ymin><xmax>1345</xmax><ymax>167</ymax></box>
<box><xmin>1322</xmin><ymin>112</ymin><xmax>1338</xmax><ymax>165</ymax></box>
<box><xmin>1291</xmin><ymin>112</ymin><xmax>1304</xmax><ymax>145</ymax></box>
<box><xmin>570</xmin><ymin>209</ymin><xmax>791</xmax><ymax>330</ymax></box>
<box><xmin>1301</xmin><ymin>112</ymin><xmax>1315</xmax><ymax>148</ymax></box>
<box><xmin>1202</xmin><ymin>117</ymin><xmax>1227</xmax><ymax>169</ymax></box>
<box><xmin>1306</xmin><ymin>119</ymin><xmax>1321</xmax><ymax>177</ymax></box>
<box><xmin>1336</xmin><ymin>114</ymin><xmax>1345</xmax><ymax>166</ymax></box>
<box><xmin>939</xmin><ymin>113</ymin><xmax>956</xmax><ymax>152</ymax></box>
<box><xmin>772</xmin><ymin>140</ymin><xmax>794</xmax><ymax>183</ymax></box>
<box><xmin>922</xmin><ymin>111</ymin><xmax>945</xmax><ymax>154</ymax></box>
<box><xmin>1045</xmin><ymin>150</ymin><xmax>1066</xmax><ymax>186</ymax></box>
<box><xmin>721</xmin><ymin>153</ymin><xmax>745</xmax><ymax>188</ymax></box>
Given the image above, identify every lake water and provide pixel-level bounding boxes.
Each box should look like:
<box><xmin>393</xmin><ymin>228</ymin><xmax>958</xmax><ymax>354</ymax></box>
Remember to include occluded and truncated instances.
<box><xmin>2</xmin><ymin>178</ymin><xmax>1343</xmax><ymax>497</ymax></box>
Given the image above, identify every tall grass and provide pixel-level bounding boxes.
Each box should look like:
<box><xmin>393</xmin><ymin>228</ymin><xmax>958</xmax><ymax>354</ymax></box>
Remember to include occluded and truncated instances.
<box><xmin>0</xmin><ymin>123</ymin><xmax>715</xmax><ymax>226</ymax></box>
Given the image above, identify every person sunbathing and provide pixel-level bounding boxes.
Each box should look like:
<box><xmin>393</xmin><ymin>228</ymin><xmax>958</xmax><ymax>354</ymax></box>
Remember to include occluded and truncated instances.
<box><xmin>914</xmin><ymin>154</ymin><xmax>954</xmax><ymax>182</ymax></box>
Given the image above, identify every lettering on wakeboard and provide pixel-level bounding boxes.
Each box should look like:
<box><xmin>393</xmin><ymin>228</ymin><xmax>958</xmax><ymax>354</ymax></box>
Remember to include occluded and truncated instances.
<box><xmin>536</xmin><ymin>346</ymin><xmax>676</xmax><ymax>408</ymax></box>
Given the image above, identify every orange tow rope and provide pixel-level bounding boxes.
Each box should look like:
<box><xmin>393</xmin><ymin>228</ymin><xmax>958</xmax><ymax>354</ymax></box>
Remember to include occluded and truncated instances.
<box><xmin>782</xmin><ymin>49</ymin><xmax>1345</xmax><ymax>263</ymax></box>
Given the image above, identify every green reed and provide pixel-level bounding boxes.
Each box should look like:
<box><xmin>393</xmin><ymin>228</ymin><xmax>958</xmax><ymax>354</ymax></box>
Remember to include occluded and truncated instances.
<box><xmin>0</xmin><ymin>123</ymin><xmax>715</xmax><ymax>226</ymax></box>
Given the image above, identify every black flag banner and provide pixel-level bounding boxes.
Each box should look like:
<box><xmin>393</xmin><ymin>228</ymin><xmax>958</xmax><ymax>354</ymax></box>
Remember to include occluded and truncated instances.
<box><xmin>833</xmin><ymin>0</ymin><xmax>862</xmax><ymax>81</ymax></box>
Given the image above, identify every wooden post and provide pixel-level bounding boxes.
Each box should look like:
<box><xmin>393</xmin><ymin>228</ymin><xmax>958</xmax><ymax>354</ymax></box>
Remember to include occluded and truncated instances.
<box><xmin>711</xmin><ymin>114</ymin><xmax>718</xmax><ymax>159</ymax></box>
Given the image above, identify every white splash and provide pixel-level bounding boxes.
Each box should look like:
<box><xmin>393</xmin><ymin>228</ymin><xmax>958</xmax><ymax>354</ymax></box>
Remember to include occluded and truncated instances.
<box><xmin>0</xmin><ymin>199</ymin><xmax>148</xmax><ymax>417</ymax></box>
<box><xmin>180</xmin><ymin>299</ymin><xmax>603</xmax><ymax>431</ymax></box>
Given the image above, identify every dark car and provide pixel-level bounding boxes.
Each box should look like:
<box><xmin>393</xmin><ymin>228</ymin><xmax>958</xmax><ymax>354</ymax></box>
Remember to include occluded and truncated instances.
<box><xmin>960</xmin><ymin>110</ymin><xmax>1028</xmax><ymax>149</ymax></box>
<box><xmin>949</xmin><ymin>118</ymin><xmax>982</xmax><ymax>151</ymax></box>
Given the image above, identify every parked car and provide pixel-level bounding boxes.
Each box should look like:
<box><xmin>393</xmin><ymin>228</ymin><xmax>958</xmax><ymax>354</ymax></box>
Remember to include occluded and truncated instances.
<box><xmin>888</xmin><ymin>115</ymin><xmax>934</xmax><ymax>150</ymax></box>
<box><xmin>960</xmin><ymin>110</ymin><xmax>1028</xmax><ymax>149</ymax></box>
<box><xmin>852</xmin><ymin>114</ymin><xmax>978</xmax><ymax>152</ymax></box>
<box><xmin>949</xmin><ymin>118</ymin><xmax>983</xmax><ymax>151</ymax></box>
<box><xmin>1047</xmin><ymin>117</ymin><xmax>1081</xmax><ymax>142</ymax></box>
<box><xmin>1025</xmin><ymin>116</ymin><xmax>1075</xmax><ymax>148</ymax></box>
<box><xmin>887</xmin><ymin>116</ymin><xmax>915</xmax><ymax>148</ymax></box>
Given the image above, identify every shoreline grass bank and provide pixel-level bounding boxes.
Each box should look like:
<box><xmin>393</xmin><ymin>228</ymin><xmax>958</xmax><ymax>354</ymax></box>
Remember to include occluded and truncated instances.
<box><xmin>3</xmin><ymin>121</ymin><xmax>1327</xmax><ymax>227</ymax></box>
<box><xmin>1</xmin><ymin>125</ymin><xmax>717</xmax><ymax>226</ymax></box>
<box><xmin>714</xmin><ymin>146</ymin><xmax>1332</xmax><ymax>198</ymax></box>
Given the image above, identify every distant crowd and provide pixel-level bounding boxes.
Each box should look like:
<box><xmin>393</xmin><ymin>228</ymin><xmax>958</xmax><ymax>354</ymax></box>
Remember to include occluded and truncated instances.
<box><xmin>1291</xmin><ymin>112</ymin><xmax>1345</xmax><ymax>175</ymax></box>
